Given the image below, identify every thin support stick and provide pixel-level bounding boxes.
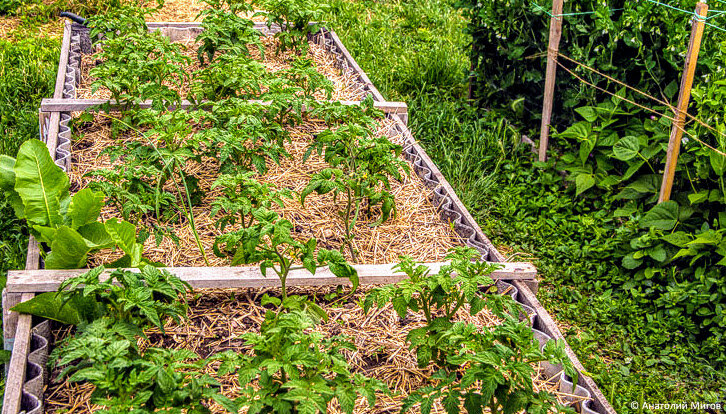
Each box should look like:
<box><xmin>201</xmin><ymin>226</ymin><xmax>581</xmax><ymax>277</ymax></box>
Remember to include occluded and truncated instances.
<box><xmin>538</xmin><ymin>0</ymin><xmax>564</xmax><ymax>162</ymax></box>
<box><xmin>659</xmin><ymin>2</ymin><xmax>708</xmax><ymax>203</ymax></box>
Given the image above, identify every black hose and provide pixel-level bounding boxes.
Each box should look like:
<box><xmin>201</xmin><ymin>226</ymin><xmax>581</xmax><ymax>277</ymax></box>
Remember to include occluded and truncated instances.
<box><xmin>59</xmin><ymin>12</ymin><xmax>87</xmax><ymax>26</ymax></box>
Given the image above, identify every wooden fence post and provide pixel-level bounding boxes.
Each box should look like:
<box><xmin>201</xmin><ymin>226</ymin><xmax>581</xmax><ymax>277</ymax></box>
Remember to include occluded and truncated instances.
<box><xmin>659</xmin><ymin>2</ymin><xmax>708</xmax><ymax>203</ymax></box>
<box><xmin>538</xmin><ymin>0</ymin><xmax>565</xmax><ymax>162</ymax></box>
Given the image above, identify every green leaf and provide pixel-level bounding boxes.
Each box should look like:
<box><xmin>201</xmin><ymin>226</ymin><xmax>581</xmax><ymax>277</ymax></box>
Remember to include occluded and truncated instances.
<box><xmin>443</xmin><ymin>392</ymin><xmax>461</xmax><ymax>414</ymax></box>
<box><xmin>575</xmin><ymin>174</ymin><xmax>595</xmax><ymax>196</ymax></box>
<box><xmin>688</xmin><ymin>190</ymin><xmax>709</xmax><ymax>205</ymax></box>
<box><xmin>613</xmin><ymin>136</ymin><xmax>640</xmax><ymax>161</ymax></box>
<box><xmin>391</xmin><ymin>296</ymin><xmax>408</xmax><ymax>319</ymax></box>
<box><xmin>67</xmin><ymin>189</ymin><xmax>105</xmax><ymax>229</ymax></box>
<box><xmin>13</xmin><ymin>139</ymin><xmax>70</xmax><ymax>227</ymax></box>
<box><xmin>0</xmin><ymin>155</ymin><xmax>16</xmax><ymax>192</ymax></box>
<box><xmin>10</xmin><ymin>292</ymin><xmax>100</xmax><ymax>325</ymax></box>
<box><xmin>77</xmin><ymin>222</ymin><xmax>113</xmax><ymax>249</ymax></box>
<box><xmin>463</xmin><ymin>392</ymin><xmax>482</xmax><ymax>414</ymax></box>
<box><xmin>105</xmin><ymin>218</ymin><xmax>137</xmax><ymax>256</ymax></box>
<box><xmin>648</xmin><ymin>245</ymin><xmax>667</xmax><ymax>262</ymax></box>
<box><xmin>574</xmin><ymin>106</ymin><xmax>598</xmax><ymax>122</ymax></box>
<box><xmin>622</xmin><ymin>253</ymin><xmax>642</xmax><ymax>270</ymax></box>
<box><xmin>640</xmin><ymin>201</ymin><xmax>679</xmax><ymax>231</ymax></box>
<box><xmin>661</xmin><ymin>231</ymin><xmax>691</xmax><ymax>247</ymax></box>
<box><xmin>337</xmin><ymin>387</ymin><xmax>357</xmax><ymax>414</ymax></box>
<box><xmin>45</xmin><ymin>226</ymin><xmax>91</xmax><ymax>269</ymax></box>
<box><xmin>157</xmin><ymin>368</ymin><xmax>175</xmax><ymax>394</ymax></box>
<box><xmin>710</xmin><ymin>151</ymin><xmax>726</xmax><ymax>176</ymax></box>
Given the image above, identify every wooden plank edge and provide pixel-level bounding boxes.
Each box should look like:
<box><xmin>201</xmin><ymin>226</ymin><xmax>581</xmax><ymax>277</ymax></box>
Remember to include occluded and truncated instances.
<box><xmin>7</xmin><ymin>261</ymin><xmax>536</xmax><ymax>293</ymax></box>
<box><xmin>1</xmin><ymin>293</ymin><xmax>35</xmax><ymax>414</ymax></box>
<box><xmin>40</xmin><ymin>98</ymin><xmax>407</xmax><ymax>114</ymax></box>
<box><xmin>52</xmin><ymin>22</ymin><xmax>72</xmax><ymax>100</ymax></box>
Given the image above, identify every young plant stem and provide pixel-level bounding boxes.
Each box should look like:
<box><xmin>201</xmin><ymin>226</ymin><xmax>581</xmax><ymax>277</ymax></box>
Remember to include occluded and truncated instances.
<box><xmin>343</xmin><ymin>187</ymin><xmax>359</xmax><ymax>263</ymax></box>
<box><xmin>98</xmin><ymin>113</ymin><xmax>210</xmax><ymax>266</ymax></box>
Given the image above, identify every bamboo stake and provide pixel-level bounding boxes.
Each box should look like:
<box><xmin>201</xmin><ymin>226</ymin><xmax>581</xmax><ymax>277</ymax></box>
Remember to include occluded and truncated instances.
<box><xmin>659</xmin><ymin>2</ymin><xmax>708</xmax><ymax>203</ymax></box>
<box><xmin>538</xmin><ymin>0</ymin><xmax>564</xmax><ymax>162</ymax></box>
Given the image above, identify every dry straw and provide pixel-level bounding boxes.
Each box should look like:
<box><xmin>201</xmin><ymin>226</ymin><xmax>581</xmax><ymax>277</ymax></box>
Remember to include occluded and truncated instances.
<box><xmin>70</xmin><ymin>109</ymin><xmax>461</xmax><ymax>267</ymax></box>
<box><xmin>45</xmin><ymin>287</ymin><xmax>590</xmax><ymax>414</ymax></box>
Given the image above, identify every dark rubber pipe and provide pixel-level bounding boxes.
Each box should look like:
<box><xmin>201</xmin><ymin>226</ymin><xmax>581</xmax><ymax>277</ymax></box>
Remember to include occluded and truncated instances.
<box><xmin>59</xmin><ymin>12</ymin><xmax>87</xmax><ymax>26</ymax></box>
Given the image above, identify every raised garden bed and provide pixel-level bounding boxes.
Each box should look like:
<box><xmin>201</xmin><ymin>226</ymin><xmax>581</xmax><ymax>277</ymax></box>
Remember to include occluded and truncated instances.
<box><xmin>42</xmin><ymin>285</ymin><xmax>585</xmax><ymax>414</ymax></box>
<box><xmin>1</xmin><ymin>17</ymin><xmax>615</xmax><ymax>414</ymax></box>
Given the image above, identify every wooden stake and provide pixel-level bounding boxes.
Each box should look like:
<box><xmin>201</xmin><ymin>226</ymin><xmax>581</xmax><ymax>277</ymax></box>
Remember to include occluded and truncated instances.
<box><xmin>659</xmin><ymin>2</ymin><xmax>708</xmax><ymax>203</ymax></box>
<box><xmin>538</xmin><ymin>0</ymin><xmax>564</xmax><ymax>162</ymax></box>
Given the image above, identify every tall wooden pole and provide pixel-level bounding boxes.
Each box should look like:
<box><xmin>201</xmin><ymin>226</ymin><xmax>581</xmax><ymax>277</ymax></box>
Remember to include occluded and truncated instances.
<box><xmin>659</xmin><ymin>2</ymin><xmax>708</xmax><ymax>203</ymax></box>
<box><xmin>538</xmin><ymin>0</ymin><xmax>564</xmax><ymax>162</ymax></box>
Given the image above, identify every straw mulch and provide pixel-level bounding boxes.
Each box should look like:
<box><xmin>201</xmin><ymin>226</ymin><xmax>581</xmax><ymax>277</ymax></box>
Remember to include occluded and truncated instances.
<box><xmin>69</xmin><ymin>112</ymin><xmax>460</xmax><ymax>267</ymax></box>
<box><xmin>45</xmin><ymin>287</ymin><xmax>590</xmax><ymax>414</ymax></box>
<box><xmin>76</xmin><ymin>32</ymin><xmax>367</xmax><ymax>102</ymax></box>
<box><xmin>148</xmin><ymin>0</ymin><xmax>267</xmax><ymax>23</ymax></box>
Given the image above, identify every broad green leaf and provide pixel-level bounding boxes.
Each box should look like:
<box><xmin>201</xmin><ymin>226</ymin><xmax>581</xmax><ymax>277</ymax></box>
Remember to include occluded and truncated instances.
<box><xmin>688</xmin><ymin>190</ymin><xmax>709</xmax><ymax>205</ymax></box>
<box><xmin>575</xmin><ymin>174</ymin><xmax>595</xmax><ymax>196</ymax></box>
<box><xmin>710</xmin><ymin>151</ymin><xmax>726</xmax><ymax>176</ymax></box>
<box><xmin>648</xmin><ymin>245</ymin><xmax>667</xmax><ymax>262</ymax></box>
<box><xmin>67</xmin><ymin>188</ymin><xmax>105</xmax><ymax>229</ymax></box>
<box><xmin>613</xmin><ymin>136</ymin><xmax>640</xmax><ymax>161</ymax></box>
<box><xmin>32</xmin><ymin>225</ymin><xmax>57</xmax><ymax>245</ymax></box>
<box><xmin>105</xmin><ymin>218</ymin><xmax>137</xmax><ymax>255</ymax></box>
<box><xmin>574</xmin><ymin>106</ymin><xmax>598</xmax><ymax>122</ymax></box>
<box><xmin>579</xmin><ymin>136</ymin><xmax>597</xmax><ymax>165</ymax></box>
<box><xmin>45</xmin><ymin>226</ymin><xmax>91</xmax><ymax>269</ymax></box>
<box><xmin>640</xmin><ymin>201</ymin><xmax>679</xmax><ymax>231</ymax></box>
<box><xmin>622</xmin><ymin>253</ymin><xmax>642</xmax><ymax>269</ymax></box>
<box><xmin>661</xmin><ymin>231</ymin><xmax>691</xmax><ymax>247</ymax></box>
<box><xmin>13</xmin><ymin>139</ymin><xmax>70</xmax><ymax>228</ymax></box>
<box><xmin>0</xmin><ymin>155</ymin><xmax>16</xmax><ymax>191</ymax></box>
<box><xmin>10</xmin><ymin>292</ymin><xmax>101</xmax><ymax>325</ymax></box>
<box><xmin>77</xmin><ymin>222</ymin><xmax>113</xmax><ymax>249</ymax></box>
<box><xmin>613</xmin><ymin>203</ymin><xmax>637</xmax><ymax>217</ymax></box>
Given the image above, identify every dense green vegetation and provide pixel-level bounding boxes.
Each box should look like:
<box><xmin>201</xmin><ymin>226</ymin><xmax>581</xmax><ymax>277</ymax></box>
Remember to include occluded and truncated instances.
<box><xmin>1</xmin><ymin>0</ymin><xmax>724</xmax><ymax>412</ymax></box>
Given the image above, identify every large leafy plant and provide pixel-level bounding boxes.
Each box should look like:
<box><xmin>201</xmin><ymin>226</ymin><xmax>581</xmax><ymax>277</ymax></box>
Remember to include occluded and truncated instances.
<box><xmin>302</xmin><ymin>100</ymin><xmax>409</xmax><ymax>261</ymax></box>
<box><xmin>19</xmin><ymin>265</ymin><xmax>232</xmax><ymax>412</ymax></box>
<box><xmin>366</xmin><ymin>250</ymin><xmax>577</xmax><ymax>414</ymax></box>
<box><xmin>86</xmin><ymin>3</ymin><xmax>157</xmax><ymax>41</ymax></box>
<box><xmin>257</xmin><ymin>0</ymin><xmax>329</xmax><ymax>54</ymax></box>
<box><xmin>214</xmin><ymin>207</ymin><xmax>357</xmax><ymax>300</ymax></box>
<box><xmin>196</xmin><ymin>0</ymin><xmax>262</xmax><ymax>65</ymax></box>
<box><xmin>89</xmin><ymin>109</ymin><xmax>205</xmax><ymax>245</ymax></box>
<box><xmin>364</xmin><ymin>247</ymin><xmax>501</xmax><ymax>367</ymax></box>
<box><xmin>14</xmin><ymin>265</ymin><xmax>189</xmax><ymax>328</ymax></box>
<box><xmin>191</xmin><ymin>54</ymin><xmax>268</xmax><ymax>101</ymax></box>
<box><xmin>212</xmin><ymin>305</ymin><xmax>384</xmax><ymax>414</ymax></box>
<box><xmin>91</xmin><ymin>30</ymin><xmax>190</xmax><ymax>110</ymax></box>
<box><xmin>210</xmin><ymin>172</ymin><xmax>291</xmax><ymax>233</ymax></box>
<box><xmin>0</xmin><ymin>139</ymin><xmax>146</xmax><ymax>269</ymax></box>
<box><xmin>197</xmin><ymin>100</ymin><xmax>291</xmax><ymax>175</ymax></box>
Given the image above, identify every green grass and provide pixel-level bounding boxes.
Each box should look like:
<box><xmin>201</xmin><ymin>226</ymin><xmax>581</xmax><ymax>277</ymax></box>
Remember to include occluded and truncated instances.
<box><xmin>0</xmin><ymin>36</ymin><xmax>59</xmax><ymax>155</ymax></box>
